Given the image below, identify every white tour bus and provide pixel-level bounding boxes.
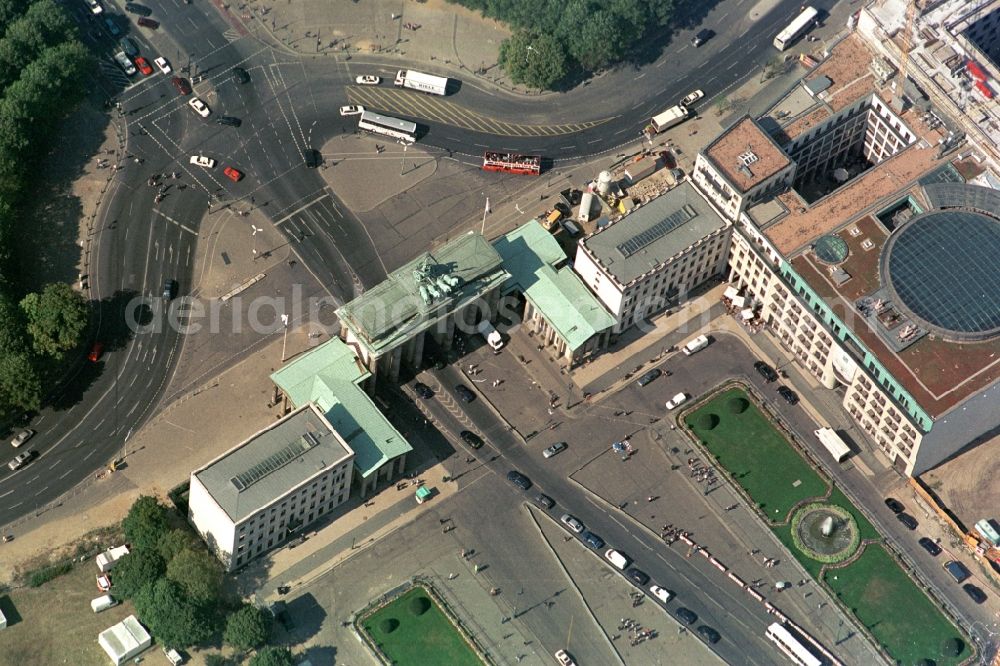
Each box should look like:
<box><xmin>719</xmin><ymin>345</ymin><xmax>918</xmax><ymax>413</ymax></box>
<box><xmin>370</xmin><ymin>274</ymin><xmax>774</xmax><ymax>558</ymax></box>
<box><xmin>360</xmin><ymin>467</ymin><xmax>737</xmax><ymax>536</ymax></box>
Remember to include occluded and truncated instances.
<box><xmin>773</xmin><ymin>6</ymin><xmax>818</xmax><ymax>51</ymax></box>
<box><xmin>357</xmin><ymin>111</ymin><xmax>417</xmax><ymax>144</ymax></box>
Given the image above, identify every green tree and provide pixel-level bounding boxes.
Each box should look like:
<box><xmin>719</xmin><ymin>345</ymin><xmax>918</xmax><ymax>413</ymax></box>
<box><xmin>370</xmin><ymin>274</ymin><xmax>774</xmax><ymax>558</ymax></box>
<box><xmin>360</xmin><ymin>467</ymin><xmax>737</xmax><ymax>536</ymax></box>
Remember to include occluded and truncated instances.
<box><xmin>562</xmin><ymin>5</ymin><xmax>625</xmax><ymax>71</ymax></box>
<box><xmin>204</xmin><ymin>655</ymin><xmax>230</xmax><ymax>666</ymax></box>
<box><xmin>166</xmin><ymin>547</ymin><xmax>224</xmax><ymax>603</ymax></box>
<box><xmin>0</xmin><ymin>0</ymin><xmax>78</xmax><ymax>91</ymax></box>
<box><xmin>133</xmin><ymin>578</ymin><xmax>214</xmax><ymax>649</ymax></box>
<box><xmin>158</xmin><ymin>528</ymin><xmax>199</xmax><ymax>563</ymax></box>
<box><xmin>123</xmin><ymin>495</ymin><xmax>171</xmax><ymax>552</ymax></box>
<box><xmin>19</xmin><ymin>282</ymin><xmax>89</xmax><ymax>358</ymax></box>
<box><xmin>249</xmin><ymin>646</ymin><xmax>295</xmax><ymax>666</ymax></box>
<box><xmin>0</xmin><ymin>291</ymin><xmax>40</xmax><ymax>413</ymax></box>
<box><xmin>223</xmin><ymin>604</ymin><xmax>272</xmax><ymax>650</ymax></box>
<box><xmin>498</xmin><ymin>30</ymin><xmax>567</xmax><ymax>89</ymax></box>
<box><xmin>112</xmin><ymin>549</ymin><xmax>165</xmax><ymax>599</ymax></box>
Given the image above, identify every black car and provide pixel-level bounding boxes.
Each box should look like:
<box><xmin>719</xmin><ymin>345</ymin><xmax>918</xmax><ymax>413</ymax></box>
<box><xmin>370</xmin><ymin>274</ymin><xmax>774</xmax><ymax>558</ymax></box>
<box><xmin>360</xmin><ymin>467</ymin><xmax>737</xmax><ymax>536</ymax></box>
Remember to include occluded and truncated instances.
<box><xmin>455</xmin><ymin>384</ymin><xmax>476</xmax><ymax>403</ymax></box>
<box><xmin>692</xmin><ymin>28</ymin><xmax>714</xmax><ymax>47</ymax></box>
<box><xmin>582</xmin><ymin>531</ymin><xmax>605</xmax><ymax>549</ymax></box>
<box><xmin>216</xmin><ymin>116</ymin><xmax>242</xmax><ymax>127</ymax></box>
<box><xmin>163</xmin><ymin>279</ymin><xmax>177</xmax><ymax>300</ymax></box>
<box><xmin>675</xmin><ymin>607</ymin><xmax>698</xmax><ymax>625</ymax></box>
<box><xmin>884</xmin><ymin>497</ymin><xmax>905</xmax><ymax>514</ymax></box>
<box><xmin>232</xmin><ymin>66</ymin><xmax>250</xmax><ymax>84</ymax></box>
<box><xmin>963</xmin><ymin>583</ymin><xmax>987</xmax><ymax>604</ymax></box>
<box><xmin>535</xmin><ymin>493</ymin><xmax>555</xmax><ymax>509</ymax></box>
<box><xmin>697</xmin><ymin>625</ymin><xmax>721</xmax><ymax>644</ymax></box>
<box><xmin>303</xmin><ymin>148</ymin><xmax>323</xmax><ymax>169</ymax></box>
<box><xmin>896</xmin><ymin>512</ymin><xmax>918</xmax><ymax>530</ymax></box>
<box><xmin>777</xmin><ymin>385</ymin><xmax>799</xmax><ymax>405</ymax></box>
<box><xmin>125</xmin><ymin>2</ymin><xmax>152</xmax><ymax>15</ymax></box>
<box><xmin>636</xmin><ymin>368</ymin><xmax>662</xmax><ymax>387</ymax></box>
<box><xmin>119</xmin><ymin>37</ymin><xmax>140</xmax><ymax>57</ymax></box>
<box><xmin>918</xmin><ymin>537</ymin><xmax>942</xmax><ymax>556</ymax></box>
<box><xmin>754</xmin><ymin>361</ymin><xmax>778</xmax><ymax>382</ymax></box>
<box><xmin>414</xmin><ymin>382</ymin><xmax>434</xmax><ymax>399</ymax></box>
<box><xmin>460</xmin><ymin>430</ymin><xmax>483</xmax><ymax>449</ymax></box>
<box><xmin>506</xmin><ymin>470</ymin><xmax>532</xmax><ymax>491</ymax></box>
<box><xmin>626</xmin><ymin>568</ymin><xmax>649</xmax><ymax>586</ymax></box>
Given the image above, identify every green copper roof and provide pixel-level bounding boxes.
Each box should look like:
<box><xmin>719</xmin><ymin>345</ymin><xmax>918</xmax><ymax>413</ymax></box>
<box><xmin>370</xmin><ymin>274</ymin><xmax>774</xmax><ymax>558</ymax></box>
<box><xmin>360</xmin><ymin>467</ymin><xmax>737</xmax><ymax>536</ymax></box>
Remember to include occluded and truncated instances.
<box><xmin>270</xmin><ymin>338</ymin><xmax>412</xmax><ymax>479</ymax></box>
<box><xmin>494</xmin><ymin>220</ymin><xmax>614</xmax><ymax>351</ymax></box>
<box><xmin>336</xmin><ymin>232</ymin><xmax>509</xmax><ymax>357</ymax></box>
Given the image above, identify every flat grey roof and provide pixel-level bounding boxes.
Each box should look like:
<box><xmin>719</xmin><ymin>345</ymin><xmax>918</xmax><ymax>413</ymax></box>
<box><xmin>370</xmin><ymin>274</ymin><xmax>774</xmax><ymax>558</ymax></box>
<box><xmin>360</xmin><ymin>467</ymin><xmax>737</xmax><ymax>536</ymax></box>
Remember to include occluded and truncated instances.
<box><xmin>193</xmin><ymin>404</ymin><xmax>353</xmax><ymax>523</ymax></box>
<box><xmin>581</xmin><ymin>181</ymin><xmax>728</xmax><ymax>286</ymax></box>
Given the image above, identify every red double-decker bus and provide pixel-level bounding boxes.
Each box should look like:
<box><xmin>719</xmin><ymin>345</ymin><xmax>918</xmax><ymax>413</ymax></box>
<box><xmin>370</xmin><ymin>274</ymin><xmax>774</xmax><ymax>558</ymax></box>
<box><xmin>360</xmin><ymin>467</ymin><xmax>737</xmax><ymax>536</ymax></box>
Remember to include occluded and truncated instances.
<box><xmin>482</xmin><ymin>151</ymin><xmax>541</xmax><ymax>176</ymax></box>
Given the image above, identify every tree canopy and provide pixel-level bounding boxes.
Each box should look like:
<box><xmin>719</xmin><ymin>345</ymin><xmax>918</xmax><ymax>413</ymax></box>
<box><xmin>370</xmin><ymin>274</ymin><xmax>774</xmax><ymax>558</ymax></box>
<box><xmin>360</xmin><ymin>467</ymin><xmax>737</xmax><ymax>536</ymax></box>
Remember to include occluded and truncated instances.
<box><xmin>449</xmin><ymin>0</ymin><xmax>679</xmax><ymax>88</ymax></box>
<box><xmin>133</xmin><ymin>578</ymin><xmax>215</xmax><ymax>649</ymax></box>
<box><xmin>112</xmin><ymin>549</ymin><xmax>166</xmax><ymax>599</ymax></box>
<box><xmin>165</xmin><ymin>547</ymin><xmax>224</xmax><ymax>603</ymax></box>
<box><xmin>249</xmin><ymin>646</ymin><xmax>295</xmax><ymax>666</ymax></box>
<box><xmin>224</xmin><ymin>604</ymin><xmax>272</xmax><ymax>651</ymax></box>
<box><xmin>20</xmin><ymin>282</ymin><xmax>89</xmax><ymax>358</ymax></box>
<box><xmin>123</xmin><ymin>495</ymin><xmax>172</xmax><ymax>552</ymax></box>
<box><xmin>0</xmin><ymin>0</ymin><xmax>93</xmax><ymax>420</ymax></box>
<box><xmin>498</xmin><ymin>31</ymin><xmax>567</xmax><ymax>89</ymax></box>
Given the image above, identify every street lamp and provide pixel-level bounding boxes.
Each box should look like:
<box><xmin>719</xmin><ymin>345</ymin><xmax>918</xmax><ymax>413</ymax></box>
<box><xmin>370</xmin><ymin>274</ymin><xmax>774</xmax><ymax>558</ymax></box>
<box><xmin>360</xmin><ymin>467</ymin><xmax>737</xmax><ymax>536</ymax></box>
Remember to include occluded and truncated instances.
<box><xmin>251</xmin><ymin>224</ymin><xmax>261</xmax><ymax>260</ymax></box>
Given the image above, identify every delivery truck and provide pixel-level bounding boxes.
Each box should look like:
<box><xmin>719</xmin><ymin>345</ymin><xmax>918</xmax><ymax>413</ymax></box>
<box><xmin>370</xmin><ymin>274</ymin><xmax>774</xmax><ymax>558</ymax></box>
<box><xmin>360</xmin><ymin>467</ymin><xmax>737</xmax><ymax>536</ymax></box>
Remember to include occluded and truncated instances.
<box><xmin>394</xmin><ymin>70</ymin><xmax>449</xmax><ymax>95</ymax></box>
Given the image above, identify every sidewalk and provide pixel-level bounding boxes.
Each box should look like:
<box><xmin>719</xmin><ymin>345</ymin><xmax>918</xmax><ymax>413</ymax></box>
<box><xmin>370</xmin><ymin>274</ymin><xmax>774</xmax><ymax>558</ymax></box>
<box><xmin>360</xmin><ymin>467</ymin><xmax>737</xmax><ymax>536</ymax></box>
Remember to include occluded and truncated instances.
<box><xmin>236</xmin><ymin>0</ymin><xmax>526</xmax><ymax>93</ymax></box>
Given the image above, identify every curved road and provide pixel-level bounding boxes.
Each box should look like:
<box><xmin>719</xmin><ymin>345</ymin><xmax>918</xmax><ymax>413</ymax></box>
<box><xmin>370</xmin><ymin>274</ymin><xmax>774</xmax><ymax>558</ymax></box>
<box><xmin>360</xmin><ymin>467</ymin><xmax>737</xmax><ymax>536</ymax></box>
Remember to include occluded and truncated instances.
<box><xmin>1</xmin><ymin>0</ymin><xmax>832</xmax><ymax>535</ymax></box>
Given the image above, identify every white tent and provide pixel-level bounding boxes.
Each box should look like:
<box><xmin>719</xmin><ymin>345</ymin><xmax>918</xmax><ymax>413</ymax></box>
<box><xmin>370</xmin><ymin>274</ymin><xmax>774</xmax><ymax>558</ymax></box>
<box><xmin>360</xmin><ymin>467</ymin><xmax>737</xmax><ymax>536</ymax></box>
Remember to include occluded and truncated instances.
<box><xmin>741</xmin><ymin>308</ymin><xmax>755</xmax><ymax>321</ymax></box>
<box><xmin>723</xmin><ymin>286</ymin><xmax>740</xmax><ymax>300</ymax></box>
<box><xmin>98</xmin><ymin>615</ymin><xmax>151</xmax><ymax>665</ymax></box>
<box><xmin>732</xmin><ymin>295</ymin><xmax>746</xmax><ymax>309</ymax></box>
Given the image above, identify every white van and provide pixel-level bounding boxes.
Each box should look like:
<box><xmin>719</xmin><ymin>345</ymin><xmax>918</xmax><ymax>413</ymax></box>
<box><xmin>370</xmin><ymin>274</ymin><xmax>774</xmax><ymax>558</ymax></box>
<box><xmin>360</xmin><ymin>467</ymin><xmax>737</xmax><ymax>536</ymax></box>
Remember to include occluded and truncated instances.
<box><xmin>476</xmin><ymin>320</ymin><xmax>504</xmax><ymax>351</ymax></box>
<box><xmin>682</xmin><ymin>335</ymin><xmax>709</xmax><ymax>356</ymax></box>
<box><xmin>604</xmin><ymin>549</ymin><xmax>629</xmax><ymax>570</ymax></box>
<box><xmin>91</xmin><ymin>594</ymin><xmax>118</xmax><ymax>613</ymax></box>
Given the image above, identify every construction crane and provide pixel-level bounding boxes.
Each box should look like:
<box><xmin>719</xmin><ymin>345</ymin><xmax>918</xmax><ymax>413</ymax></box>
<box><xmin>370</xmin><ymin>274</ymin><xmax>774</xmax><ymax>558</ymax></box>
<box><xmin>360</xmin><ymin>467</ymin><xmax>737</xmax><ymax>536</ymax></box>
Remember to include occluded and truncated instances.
<box><xmin>892</xmin><ymin>0</ymin><xmax>920</xmax><ymax>112</ymax></box>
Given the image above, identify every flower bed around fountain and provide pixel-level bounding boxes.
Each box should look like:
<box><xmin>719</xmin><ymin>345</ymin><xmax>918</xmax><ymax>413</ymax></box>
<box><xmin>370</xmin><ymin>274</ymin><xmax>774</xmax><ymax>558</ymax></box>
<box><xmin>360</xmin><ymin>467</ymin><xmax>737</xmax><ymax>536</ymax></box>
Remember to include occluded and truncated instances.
<box><xmin>791</xmin><ymin>502</ymin><xmax>860</xmax><ymax>564</ymax></box>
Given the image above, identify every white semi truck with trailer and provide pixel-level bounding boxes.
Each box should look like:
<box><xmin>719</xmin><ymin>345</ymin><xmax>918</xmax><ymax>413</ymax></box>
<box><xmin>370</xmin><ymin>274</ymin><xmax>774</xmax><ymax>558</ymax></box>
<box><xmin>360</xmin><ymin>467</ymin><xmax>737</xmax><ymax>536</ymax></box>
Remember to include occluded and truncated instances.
<box><xmin>394</xmin><ymin>70</ymin><xmax>449</xmax><ymax>96</ymax></box>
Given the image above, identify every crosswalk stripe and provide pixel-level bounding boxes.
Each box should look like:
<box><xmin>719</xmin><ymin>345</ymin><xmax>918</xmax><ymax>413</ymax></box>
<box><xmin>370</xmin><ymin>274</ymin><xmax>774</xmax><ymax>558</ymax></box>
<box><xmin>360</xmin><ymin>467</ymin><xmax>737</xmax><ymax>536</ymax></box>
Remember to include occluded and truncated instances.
<box><xmin>343</xmin><ymin>86</ymin><xmax>612</xmax><ymax>137</ymax></box>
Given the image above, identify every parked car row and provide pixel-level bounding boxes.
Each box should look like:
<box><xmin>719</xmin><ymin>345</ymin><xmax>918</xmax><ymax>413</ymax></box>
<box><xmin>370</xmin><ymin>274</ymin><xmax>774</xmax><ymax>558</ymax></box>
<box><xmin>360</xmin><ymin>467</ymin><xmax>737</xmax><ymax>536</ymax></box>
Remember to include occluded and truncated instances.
<box><xmin>504</xmin><ymin>468</ymin><xmax>722</xmax><ymax>645</ymax></box>
<box><xmin>884</xmin><ymin>496</ymin><xmax>986</xmax><ymax>604</ymax></box>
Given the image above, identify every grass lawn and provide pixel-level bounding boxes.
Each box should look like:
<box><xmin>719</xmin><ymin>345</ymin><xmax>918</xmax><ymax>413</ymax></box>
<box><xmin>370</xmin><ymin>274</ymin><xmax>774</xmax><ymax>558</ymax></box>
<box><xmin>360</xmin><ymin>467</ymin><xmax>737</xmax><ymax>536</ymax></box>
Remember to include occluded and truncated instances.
<box><xmin>363</xmin><ymin>587</ymin><xmax>482</xmax><ymax>666</ymax></box>
<box><xmin>824</xmin><ymin>545</ymin><xmax>970</xmax><ymax>665</ymax></box>
<box><xmin>0</xmin><ymin>561</ymin><xmax>138</xmax><ymax>666</ymax></box>
<box><xmin>686</xmin><ymin>387</ymin><xmax>828</xmax><ymax>519</ymax></box>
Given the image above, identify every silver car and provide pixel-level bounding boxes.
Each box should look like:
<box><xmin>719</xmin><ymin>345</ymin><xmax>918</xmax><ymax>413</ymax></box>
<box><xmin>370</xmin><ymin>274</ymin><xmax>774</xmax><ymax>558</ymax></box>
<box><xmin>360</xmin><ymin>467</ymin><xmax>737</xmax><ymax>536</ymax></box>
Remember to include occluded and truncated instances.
<box><xmin>10</xmin><ymin>429</ymin><xmax>33</xmax><ymax>448</ymax></box>
<box><xmin>560</xmin><ymin>513</ymin><xmax>584</xmax><ymax>533</ymax></box>
<box><xmin>8</xmin><ymin>451</ymin><xmax>32</xmax><ymax>470</ymax></box>
<box><xmin>543</xmin><ymin>441</ymin><xmax>567</xmax><ymax>459</ymax></box>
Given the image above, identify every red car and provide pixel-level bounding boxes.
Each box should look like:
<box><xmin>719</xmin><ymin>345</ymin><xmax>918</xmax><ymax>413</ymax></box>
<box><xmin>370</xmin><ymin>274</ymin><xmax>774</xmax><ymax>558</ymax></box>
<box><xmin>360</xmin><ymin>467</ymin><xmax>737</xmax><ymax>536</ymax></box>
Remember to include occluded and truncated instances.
<box><xmin>171</xmin><ymin>76</ymin><xmax>191</xmax><ymax>95</ymax></box>
<box><xmin>134</xmin><ymin>56</ymin><xmax>153</xmax><ymax>76</ymax></box>
<box><xmin>137</xmin><ymin>16</ymin><xmax>159</xmax><ymax>29</ymax></box>
<box><xmin>88</xmin><ymin>342</ymin><xmax>104</xmax><ymax>362</ymax></box>
<box><xmin>224</xmin><ymin>166</ymin><xmax>243</xmax><ymax>182</ymax></box>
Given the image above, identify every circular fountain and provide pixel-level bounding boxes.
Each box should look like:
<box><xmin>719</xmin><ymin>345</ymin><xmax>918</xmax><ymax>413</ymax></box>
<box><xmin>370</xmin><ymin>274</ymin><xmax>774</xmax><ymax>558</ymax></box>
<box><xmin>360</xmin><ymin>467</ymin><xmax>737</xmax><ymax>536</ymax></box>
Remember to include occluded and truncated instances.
<box><xmin>791</xmin><ymin>503</ymin><xmax>859</xmax><ymax>563</ymax></box>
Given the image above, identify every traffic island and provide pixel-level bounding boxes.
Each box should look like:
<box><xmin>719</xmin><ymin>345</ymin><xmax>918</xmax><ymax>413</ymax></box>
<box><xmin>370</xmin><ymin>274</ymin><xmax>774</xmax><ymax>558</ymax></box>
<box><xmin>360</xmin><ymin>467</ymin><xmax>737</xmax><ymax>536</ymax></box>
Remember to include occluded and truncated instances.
<box><xmin>358</xmin><ymin>581</ymin><xmax>488</xmax><ymax>666</ymax></box>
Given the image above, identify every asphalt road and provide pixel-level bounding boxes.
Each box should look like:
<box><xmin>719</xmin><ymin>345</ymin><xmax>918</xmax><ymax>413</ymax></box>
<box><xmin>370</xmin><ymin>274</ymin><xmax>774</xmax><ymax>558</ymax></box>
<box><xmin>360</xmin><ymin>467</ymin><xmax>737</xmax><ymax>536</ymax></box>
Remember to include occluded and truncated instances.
<box><xmin>0</xmin><ymin>0</ymin><xmax>842</xmax><ymax>529</ymax></box>
<box><xmin>406</xmin><ymin>330</ymin><xmax>1000</xmax><ymax>664</ymax></box>
<box><xmin>411</xmin><ymin>361</ymin><xmax>778</xmax><ymax>665</ymax></box>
